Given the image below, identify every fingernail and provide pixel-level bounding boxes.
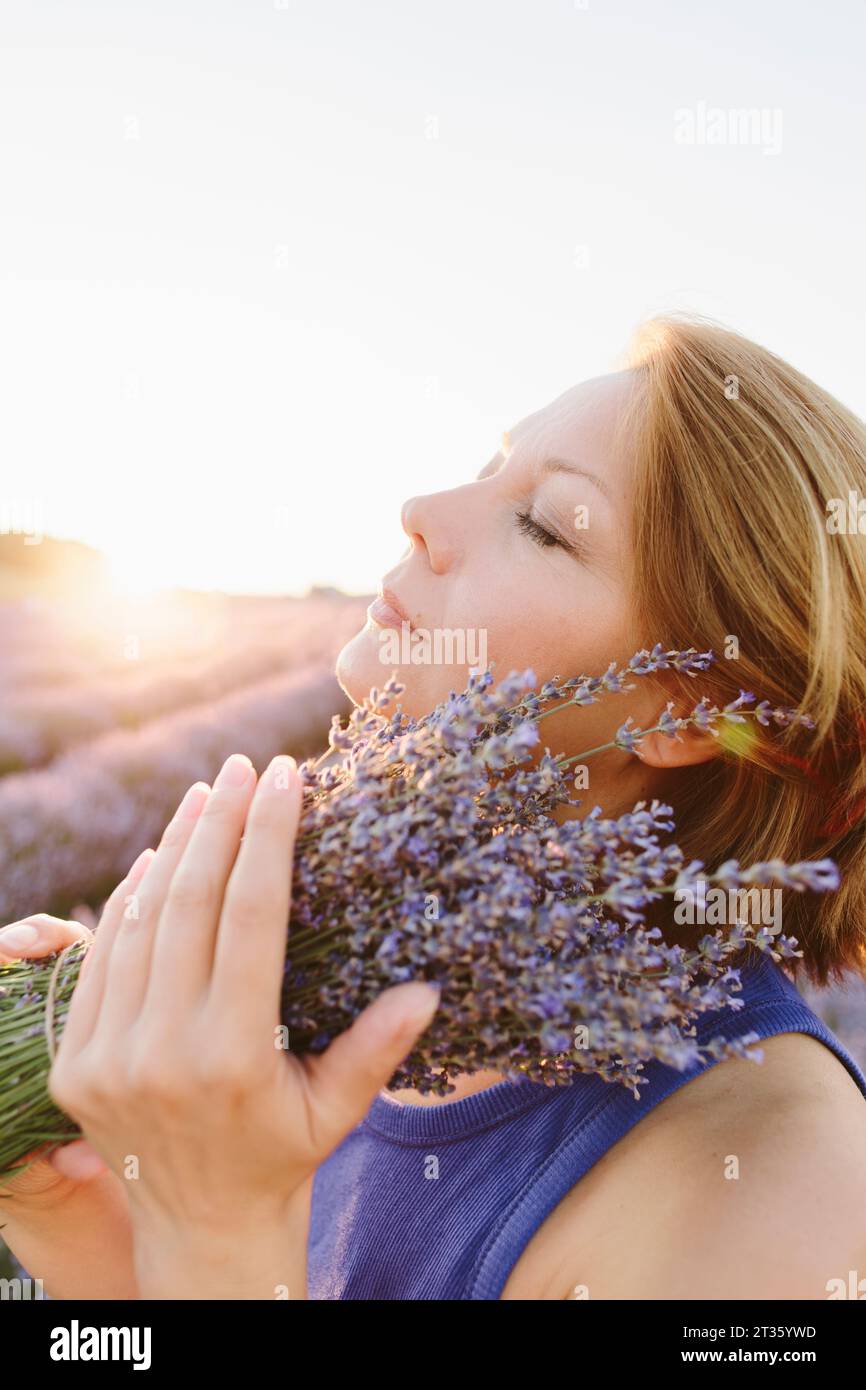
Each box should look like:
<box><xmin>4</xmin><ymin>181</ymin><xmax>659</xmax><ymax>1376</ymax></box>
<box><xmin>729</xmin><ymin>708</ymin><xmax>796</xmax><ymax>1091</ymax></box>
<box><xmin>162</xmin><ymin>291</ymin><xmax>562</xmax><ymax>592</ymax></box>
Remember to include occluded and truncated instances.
<box><xmin>176</xmin><ymin>782</ymin><xmax>210</xmax><ymax>820</ymax></box>
<box><xmin>127</xmin><ymin>848</ymin><xmax>155</xmax><ymax>882</ymax></box>
<box><xmin>266</xmin><ymin>754</ymin><xmax>296</xmax><ymax>789</ymax></box>
<box><xmin>0</xmin><ymin>923</ymin><xmax>39</xmax><ymax>949</ymax></box>
<box><xmin>215</xmin><ymin>754</ymin><xmax>253</xmax><ymax>789</ymax></box>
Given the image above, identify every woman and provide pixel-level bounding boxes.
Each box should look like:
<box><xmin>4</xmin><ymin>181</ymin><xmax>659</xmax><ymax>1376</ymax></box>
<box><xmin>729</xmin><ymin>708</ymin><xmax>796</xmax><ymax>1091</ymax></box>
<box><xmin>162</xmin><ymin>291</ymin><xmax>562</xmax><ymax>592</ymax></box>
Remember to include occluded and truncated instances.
<box><xmin>3</xmin><ymin>315</ymin><xmax>866</xmax><ymax>1299</ymax></box>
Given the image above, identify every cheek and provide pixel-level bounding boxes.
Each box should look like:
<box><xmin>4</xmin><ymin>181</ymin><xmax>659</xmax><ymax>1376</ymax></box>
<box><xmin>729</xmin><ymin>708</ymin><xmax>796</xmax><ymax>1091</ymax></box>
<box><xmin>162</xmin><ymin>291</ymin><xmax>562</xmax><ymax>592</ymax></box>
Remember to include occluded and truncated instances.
<box><xmin>481</xmin><ymin>572</ymin><xmax>633</xmax><ymax>687</ymax></box>
<box><xmin>335</xmin><ymin>569</ymin><xmax>636</xmax><ymax>721</ymax></box>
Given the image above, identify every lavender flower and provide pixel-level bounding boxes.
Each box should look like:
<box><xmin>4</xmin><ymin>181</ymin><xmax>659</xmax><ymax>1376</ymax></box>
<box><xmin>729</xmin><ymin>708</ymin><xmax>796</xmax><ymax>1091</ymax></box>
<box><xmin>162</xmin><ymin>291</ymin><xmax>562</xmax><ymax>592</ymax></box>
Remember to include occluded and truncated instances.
<box><xmin>0</xmin><ymin>648</ymin><xmax>836</xmax><ymax>1181</ymax></box>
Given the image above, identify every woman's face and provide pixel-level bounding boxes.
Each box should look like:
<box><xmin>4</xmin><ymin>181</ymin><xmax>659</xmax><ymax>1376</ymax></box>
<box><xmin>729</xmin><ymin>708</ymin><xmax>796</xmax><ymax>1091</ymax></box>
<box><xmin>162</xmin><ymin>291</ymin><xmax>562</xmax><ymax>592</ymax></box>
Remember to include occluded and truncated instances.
<box><xmin>337</xmin><ymin>369</ymin><xmax>674</xmax><ymax>813</ymax></box>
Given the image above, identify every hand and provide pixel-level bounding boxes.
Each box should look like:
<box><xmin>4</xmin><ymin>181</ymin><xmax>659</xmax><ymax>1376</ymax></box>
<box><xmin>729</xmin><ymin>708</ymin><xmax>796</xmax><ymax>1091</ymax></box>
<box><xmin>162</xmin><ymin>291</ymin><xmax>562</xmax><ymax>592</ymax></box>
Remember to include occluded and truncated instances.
<box><xmin>0</xmin><ymin>914</ymin><xmax>113</xmax><ymax>1213</ymax></box>
<box><xmin>47</xmin><ymin>753</ymin><xmax>440</xmax><ymax>1297</ymax></box>
<box><xmin>0</xmin><ymin>912</ymin><xmax>140</xmax><ymax>1300</ymax></box>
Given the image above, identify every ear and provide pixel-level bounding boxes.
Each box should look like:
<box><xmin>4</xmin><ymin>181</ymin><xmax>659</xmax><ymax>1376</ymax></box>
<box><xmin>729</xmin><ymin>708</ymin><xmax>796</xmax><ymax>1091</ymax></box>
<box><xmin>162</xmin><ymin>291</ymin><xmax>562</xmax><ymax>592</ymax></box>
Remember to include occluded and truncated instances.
<box><xmin>635</xmin><ymin>709</ymin><xmax>722</xmax><ymax>769</ymax></box>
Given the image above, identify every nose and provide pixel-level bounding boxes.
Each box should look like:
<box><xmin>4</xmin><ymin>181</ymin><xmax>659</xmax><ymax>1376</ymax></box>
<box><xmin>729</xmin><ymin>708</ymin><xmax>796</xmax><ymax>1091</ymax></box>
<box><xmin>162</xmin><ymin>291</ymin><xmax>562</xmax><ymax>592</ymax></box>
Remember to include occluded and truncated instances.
<box><xmin>400</xmin><ymin>497</ymin><xmax>428</xmax><ymax>544</ymax></box>
<box><xmin>400</xmin><ymin>494</ymin><xmax>421</xmax><ymax>539</ymax></box>
<box><xmin>400</xmin><ymin>491</ymin><xmax>458</xmax><ymax>575</ymax></box>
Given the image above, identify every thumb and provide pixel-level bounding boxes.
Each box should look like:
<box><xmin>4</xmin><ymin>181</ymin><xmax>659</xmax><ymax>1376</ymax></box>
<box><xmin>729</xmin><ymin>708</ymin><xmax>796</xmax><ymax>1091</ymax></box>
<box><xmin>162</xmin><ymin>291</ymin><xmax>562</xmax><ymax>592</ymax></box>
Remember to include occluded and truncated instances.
<box><xmin>304</xmin><ymin>980</ymin><xmax>440</xmax><ymax>1149</ymax></box>
<box><xmin>47</xmin><ymin>1138</ymin><xmax>108</xmax><ymax>1183</ymax></box>
<box><xmin>0</xmin><ymin>914</ymin><xmax>88</xmax><ymax>964</ymax></box>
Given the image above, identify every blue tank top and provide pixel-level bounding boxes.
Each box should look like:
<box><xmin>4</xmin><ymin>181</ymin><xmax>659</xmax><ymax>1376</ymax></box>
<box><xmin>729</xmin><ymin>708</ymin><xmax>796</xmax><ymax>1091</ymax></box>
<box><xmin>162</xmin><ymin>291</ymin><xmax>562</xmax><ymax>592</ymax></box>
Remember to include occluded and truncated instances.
<box><xmin>307</xmin><ymin>951</ymin><xmax>866</xmax><ymax>1299</ymax></box>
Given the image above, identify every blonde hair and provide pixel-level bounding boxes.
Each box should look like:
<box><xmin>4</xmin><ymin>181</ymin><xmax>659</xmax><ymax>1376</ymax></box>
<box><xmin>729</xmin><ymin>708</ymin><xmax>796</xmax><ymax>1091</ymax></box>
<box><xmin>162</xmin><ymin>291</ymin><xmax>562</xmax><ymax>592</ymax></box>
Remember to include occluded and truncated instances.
<box><xmin>623</xmin><ymin>315</ymin><xmax>866</xmax><ymax>985</ymax></box>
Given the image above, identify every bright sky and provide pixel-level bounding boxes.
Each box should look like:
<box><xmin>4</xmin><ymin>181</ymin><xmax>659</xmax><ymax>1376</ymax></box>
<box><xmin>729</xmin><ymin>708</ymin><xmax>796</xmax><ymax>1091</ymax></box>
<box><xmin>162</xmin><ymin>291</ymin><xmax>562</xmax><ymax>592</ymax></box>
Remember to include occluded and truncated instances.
<box><xmin>1</xmin><ymin>0</ymin><xmax>864</xmax><ymax>595</ymax></box>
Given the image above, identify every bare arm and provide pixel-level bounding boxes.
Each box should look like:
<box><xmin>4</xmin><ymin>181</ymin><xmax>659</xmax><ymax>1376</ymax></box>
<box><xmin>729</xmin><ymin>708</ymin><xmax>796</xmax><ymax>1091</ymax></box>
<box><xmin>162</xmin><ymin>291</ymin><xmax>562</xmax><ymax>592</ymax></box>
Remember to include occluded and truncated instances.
<box><xmin>2</xmin><ymin>1164</ymin><xmax>138</xmax><ymax>1300</ymax></box>
<box><xmin>502</xmin><ymin>1032</ymin><xmax>866</xmax><ymax>1299</ymax></box>
<box><xmin>130</xmin><ymin>1175</ymin><xmax>313</xmax><ymax>1301</ymax></box>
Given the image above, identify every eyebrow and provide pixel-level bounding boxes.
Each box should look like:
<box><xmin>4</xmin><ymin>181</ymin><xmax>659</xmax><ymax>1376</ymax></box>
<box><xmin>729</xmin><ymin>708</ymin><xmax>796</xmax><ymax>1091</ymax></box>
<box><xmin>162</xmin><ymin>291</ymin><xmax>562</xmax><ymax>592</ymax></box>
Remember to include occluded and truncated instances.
<box><xmin>537</xmin><ymin>457</ymin><xmax>612</xmax><ymax>502</ymax></box>
<box><xmin>478</xmin><ymin>432</ymin><xmax>612</xmax><ymax>503</ymax></box>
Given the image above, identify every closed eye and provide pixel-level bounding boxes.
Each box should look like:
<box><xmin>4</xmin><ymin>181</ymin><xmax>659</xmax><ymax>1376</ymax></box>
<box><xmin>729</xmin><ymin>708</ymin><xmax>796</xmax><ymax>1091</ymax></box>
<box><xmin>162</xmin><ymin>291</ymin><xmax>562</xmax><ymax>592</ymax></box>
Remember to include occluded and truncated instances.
<box><xmin>515</xmin><ymin>508</ymin><xmax>569</xmax><ymax>551</ymax></box>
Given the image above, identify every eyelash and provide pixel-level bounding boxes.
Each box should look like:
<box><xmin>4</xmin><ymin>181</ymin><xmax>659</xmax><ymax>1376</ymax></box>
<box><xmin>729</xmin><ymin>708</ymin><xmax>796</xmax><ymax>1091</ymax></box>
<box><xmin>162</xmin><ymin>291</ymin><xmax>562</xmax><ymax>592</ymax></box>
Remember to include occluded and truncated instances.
<box><xmin>515</xmin><ymin>509</ymin><xmax>567</xmax><ymax>551</ymax></box>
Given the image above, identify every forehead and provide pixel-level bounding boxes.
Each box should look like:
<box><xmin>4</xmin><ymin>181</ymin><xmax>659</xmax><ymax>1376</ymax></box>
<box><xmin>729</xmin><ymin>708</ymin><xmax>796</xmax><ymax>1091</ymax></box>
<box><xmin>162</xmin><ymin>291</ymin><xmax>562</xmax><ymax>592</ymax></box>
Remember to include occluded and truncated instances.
<box><xmin>504</xmin><ymin>370</ymin><xmax>637</xmax><ymax>493</ymax></box>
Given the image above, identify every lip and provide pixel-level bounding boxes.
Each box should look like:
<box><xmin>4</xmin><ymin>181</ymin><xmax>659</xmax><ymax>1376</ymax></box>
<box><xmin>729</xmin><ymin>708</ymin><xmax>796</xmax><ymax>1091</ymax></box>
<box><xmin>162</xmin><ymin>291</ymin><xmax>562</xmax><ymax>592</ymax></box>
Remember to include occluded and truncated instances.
<box><xmin>367</xmin><ymin>586</ymin><xmax>414</xmax><ymax>631</ymax></box>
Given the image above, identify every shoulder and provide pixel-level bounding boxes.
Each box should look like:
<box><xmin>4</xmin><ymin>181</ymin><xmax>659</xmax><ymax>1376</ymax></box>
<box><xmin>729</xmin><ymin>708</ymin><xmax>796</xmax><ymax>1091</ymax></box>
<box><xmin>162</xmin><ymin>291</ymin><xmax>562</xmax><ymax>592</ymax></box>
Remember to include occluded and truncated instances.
<box><xmin>502</xmin><ymin>1031</ymin><xmax>866</xmax><ymax>1300</ymax></box>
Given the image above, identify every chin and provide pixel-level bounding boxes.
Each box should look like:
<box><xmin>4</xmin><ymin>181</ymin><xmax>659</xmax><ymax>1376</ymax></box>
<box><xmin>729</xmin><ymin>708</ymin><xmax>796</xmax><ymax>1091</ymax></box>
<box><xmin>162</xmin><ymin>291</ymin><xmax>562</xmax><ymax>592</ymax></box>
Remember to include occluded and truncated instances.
<box><xmin>335</xmin><ymin>622</ymin><xmax>447</xmax><ymax>719</ymax></box>
<box><xmin>334</xmin><ymin>623</ymin><xmax>377</xmax><ymax>705</ymax></box>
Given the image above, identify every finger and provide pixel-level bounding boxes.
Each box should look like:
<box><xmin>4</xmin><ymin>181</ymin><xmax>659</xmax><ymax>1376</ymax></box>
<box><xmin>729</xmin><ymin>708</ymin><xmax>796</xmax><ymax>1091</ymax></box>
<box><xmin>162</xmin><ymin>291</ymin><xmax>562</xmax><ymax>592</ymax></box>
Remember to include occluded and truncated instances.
<box><xmin>210</xmin><ymin>755</ymin><xmax>301</xmax><ymax>1030</ymax></box>
<box><xmin>47</xmin><ymin>1138</ymin><xmax>108</xmax><ymax>1183</ymax></box>
<box><xmin>303</xmin><ymin>981</ymin><xmax>440</xmax><ymax>1151</ymax></box>
<box><xmin>92</xmin><ymin>783</ymin><xmax>211</xmax><ymax>1039</ymax></box>
<box><xmin>55</xmin><ymin>847</ymin><xmax>156</xmax><ymax>1057</ymax></box>
<box><xmin>78</xmin><ymin>852</ymin><xmax>155</xmax><ymax>993</ymax></box>
<box><xmin>61</xmin><ymin>779</ymin><xmax>209</xmax><ymax>1051</ymax></box>
<box><xmin>142</xmin><ymin>754</ymin><xmax>257</xmax><ymax>1016</ymax></box>
<box><xmin>0</xmin><ymin>915</ymin><xmax>88</xmax><ymax>964</ymax></box>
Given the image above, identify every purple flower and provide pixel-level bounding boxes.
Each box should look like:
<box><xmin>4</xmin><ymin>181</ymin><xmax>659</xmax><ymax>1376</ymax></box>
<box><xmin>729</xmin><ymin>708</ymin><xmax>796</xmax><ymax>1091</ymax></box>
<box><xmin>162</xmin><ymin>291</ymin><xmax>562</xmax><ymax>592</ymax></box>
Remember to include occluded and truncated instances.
<box><xmin>0</xmin><ymin>649</ymin><xmax>838</xmax><ymax>1178</ymax></box>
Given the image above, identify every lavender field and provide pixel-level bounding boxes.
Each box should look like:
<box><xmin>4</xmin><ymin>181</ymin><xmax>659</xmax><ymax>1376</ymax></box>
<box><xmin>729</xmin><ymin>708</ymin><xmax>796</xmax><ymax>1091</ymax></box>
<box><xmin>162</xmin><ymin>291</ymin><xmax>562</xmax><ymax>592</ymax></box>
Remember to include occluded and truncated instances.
<box><xmin>0</xmin><ymin>583</ymin><xmax>367</xmax><ymax>926</ymax></box>
<box><xmin>2</xmin><ymin>567</ymin><xmax>865</xmax><ymax>1289</ymax></box>
<box><xmin>0</xmin><ymin>571</ymin><xmax>369</xmax><ymax>1284</ymax></box>
<box><xmin>2</xmin><ymin>569</ymin><xmax>865</xmax><ymax>1066</ymax></box>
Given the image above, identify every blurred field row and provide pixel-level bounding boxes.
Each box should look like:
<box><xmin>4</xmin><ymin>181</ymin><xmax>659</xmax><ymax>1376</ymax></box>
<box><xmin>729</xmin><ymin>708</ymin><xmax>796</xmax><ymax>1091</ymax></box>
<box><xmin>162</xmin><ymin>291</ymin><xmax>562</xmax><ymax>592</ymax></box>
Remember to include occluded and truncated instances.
<box><xmin>1</xmin><ymin>553</ymin><xmax>864</xmax><ymax>1073</ymax></box>
<box><xmin>0</xmin><ymin>579</ymin><xmax>367</xmax><ymax>923</ymax></box>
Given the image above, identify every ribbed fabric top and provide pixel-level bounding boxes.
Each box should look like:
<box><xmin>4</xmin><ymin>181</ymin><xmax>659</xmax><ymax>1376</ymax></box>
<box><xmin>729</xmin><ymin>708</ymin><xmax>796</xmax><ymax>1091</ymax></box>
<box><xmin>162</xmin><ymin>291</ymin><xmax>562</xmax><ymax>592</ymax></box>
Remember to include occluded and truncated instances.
<box><xmin>307</xmin><ymin>952</ymin><xmax>866</xmax><ymax>1300</ymax></box>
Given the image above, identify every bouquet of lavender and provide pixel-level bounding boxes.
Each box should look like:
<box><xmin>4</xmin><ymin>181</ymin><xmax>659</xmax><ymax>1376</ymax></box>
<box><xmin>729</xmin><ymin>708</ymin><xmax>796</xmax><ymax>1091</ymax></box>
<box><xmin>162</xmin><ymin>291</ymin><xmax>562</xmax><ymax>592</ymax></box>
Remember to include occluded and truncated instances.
<box><xmin>0</xmin><ymin>646</ymin><xmax>836</xmax><ymax>1183</ymax></box>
